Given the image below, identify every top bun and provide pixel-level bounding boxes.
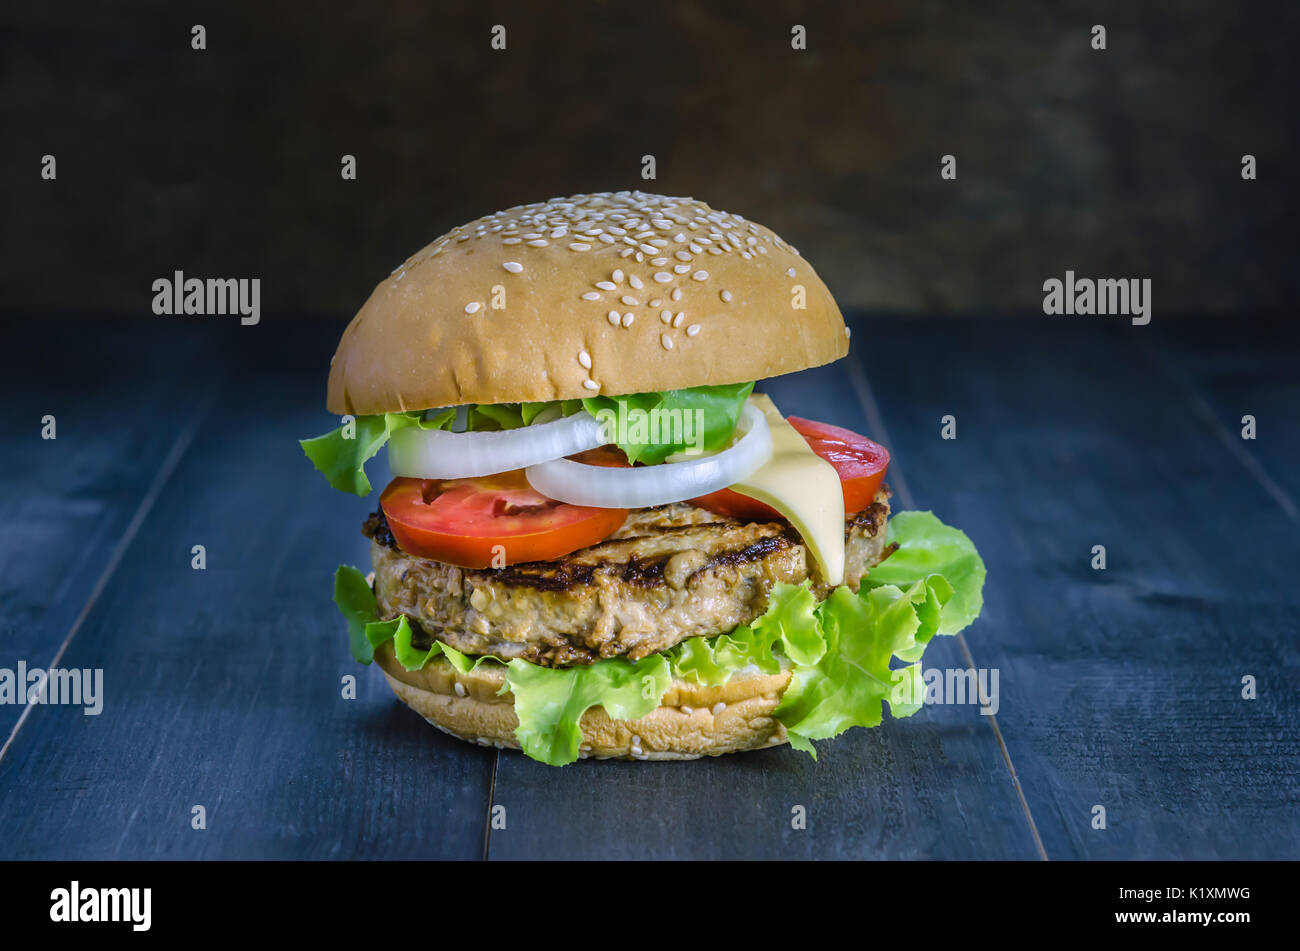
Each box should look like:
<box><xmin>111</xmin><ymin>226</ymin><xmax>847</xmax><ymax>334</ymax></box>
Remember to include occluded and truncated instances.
<box><xmin>326</xmin><ymin>191</ymin><xmax>848</xmax><ymax>415</ymax></box>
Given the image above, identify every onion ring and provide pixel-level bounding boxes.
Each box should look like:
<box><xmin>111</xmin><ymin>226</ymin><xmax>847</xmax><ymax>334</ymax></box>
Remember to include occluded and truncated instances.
<box><xmin>525</xmin><ymin>403</ymin><xmax>772</xmax><ymax>508</ymax></box>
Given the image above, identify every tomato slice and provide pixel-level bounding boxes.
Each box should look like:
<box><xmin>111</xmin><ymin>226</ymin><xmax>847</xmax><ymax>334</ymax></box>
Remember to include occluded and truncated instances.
<box><xmin>379</xmin><ymin>472</ymin><xmax>628</xmax><ymax>568</ymax></box>
<box><xmin>690</xmin><ymin>417</ymin><xmax>890</xmax><ymax>521</ymax></box>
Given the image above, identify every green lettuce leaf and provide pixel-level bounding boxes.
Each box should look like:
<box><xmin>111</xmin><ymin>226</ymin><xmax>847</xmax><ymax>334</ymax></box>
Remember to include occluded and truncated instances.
<box><xmin>582</xmin><ymin>382</ymin><xmax>754</xmax><ymax>464</ymax></box>
<box><xmin>862</xmin><ymin>510</ymin><xmax>986</xmax><ymax>640</ymax></box>
<box><xmin>667</xmin><ymin>622</ymin><xmax>782</xmax><ymax>686</ymax></box>
<box><xmin>505</xmin><ymin>655</ymin><xmax>672</xmax><ymax>766</ymax></box>
<box><xmin>760</xmin><ymin>582</ymin><xmax>826</xmax><ymax>666</ymax></box>
<box><xmin>467</xmin><ymin>400</ymin><xmax>586</xmax><ymax>430</ymax></box>
<box><xmin>773</xmin><ymin>579</ymin><xmax>948</xmax><ymax>756</ymax></box>
<box><xmin>333</xmin><ymin>564</ymin><xmax>383</xmax><ymax>663</ymax></box>
<box><xmin>301</xmin><ymin>410</ymin><xmax>454</xmax><ymax>496</ymax></box>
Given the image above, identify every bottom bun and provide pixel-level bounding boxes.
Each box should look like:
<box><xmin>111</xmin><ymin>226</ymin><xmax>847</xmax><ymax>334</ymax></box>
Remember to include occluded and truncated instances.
<box><xmin>374</xmin><ymin>642</ymin><xmax>792</xmax><ymax>761</ymax></box>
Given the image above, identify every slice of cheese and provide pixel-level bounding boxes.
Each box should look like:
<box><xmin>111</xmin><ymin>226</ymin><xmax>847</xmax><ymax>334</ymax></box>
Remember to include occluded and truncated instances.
<box><xmin>731</xmin><ymin>394</ymin><xmax>845</xmax><ymax>586</ymax></box>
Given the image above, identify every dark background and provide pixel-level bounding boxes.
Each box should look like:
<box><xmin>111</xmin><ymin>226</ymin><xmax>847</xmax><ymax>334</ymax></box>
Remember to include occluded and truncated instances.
<box><xmin>2</xmin><ymin>0</ymin><xmax>1296</xmax><ymax>318</ymax></box>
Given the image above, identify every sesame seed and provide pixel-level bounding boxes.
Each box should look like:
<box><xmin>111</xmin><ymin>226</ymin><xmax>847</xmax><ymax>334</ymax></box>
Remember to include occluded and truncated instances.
<box><xmin>550</xmin><ymin>227</ymin><xmax>568</xmax><ymax>238</ymax></box>
<box><xmin>721</xmin><ymin>290</ymin><xmax>733</xmax><ymax>302</ymax></box>
<box><xmin>581</xmin><ymin>292</ymin><xmax>601</xmax><ymax>300</ymax></box>
<box><xmin>660</xmin><ymin>310</ymin><xmax>672</xmax><ymax>323</ymax></box>
<box><xmin>675</xmin><ymin>250</ymin><xmax>692</xmax><ymax>261</ymax></box>
<box><xmin>568</xmin><ymin>242</ymin><xmax>591</xmax><ymax>251</ymax></box>
<box><xmin>607</xmin><ymin>310</ymin><xmax>621</xmax><ymax>325</ymax></box>
<box><xmin>671</xmin><ymin>287</ymin><xmax>683</xmax><ymax>301</ymax></box>
<box><xmin>628</xmin><ymin>274</ymin><xmax>644</xmax><ymax>290</ymax></box>
<box><xmin>673</xmin><ymin>311</ymin><xmax>685</xmax><ymax>327</ymax></box>
<box><xmin>681</xmin><ymin>706</ymin><xmax>693</xmax><ymax>714</ymax></box>
<box><xmin>523</xmin><ymin>233</ymin><xmax>542</xmax><ymax>239</ymax></box>
<box><xmin>612</xmin><ymin>269</ymin><xmax>624</xmax><ymax>283</ymax></box>
<box><xmin>689</xmin><ymin>243</ymin><xmax>703</xmax><ymax>253</ymax></box>
<box><xmin>845</xmin><ymin>326</ymin><xmax>852</xmax><ymax>339</ymax></box>
<box><xmin>650</xmin><ymin>257</ymin><xmax>668</xmax><ymax>266</ymax></box>
<box><xmin>653</xmin><ymin>272</ymin><xmax>673</xmax><ymax>283</ymax></box>
<box><xmin>596</xmin><ymin>280</ymin><xmax>616</xmax><ymax>291</ymax></box>
<box><xmin>649</xmin><ymin>239</ymin><xmax>669</xmax><ymax>247</ymax></box>
<box><xmin>741</xmin><ymin>251</ymin><xmax>752</xmax><ymax>260</ymax></box>
<box><xmin>687</xmin><ymin>324</ymin><xmax>701</xmax><ymax>336</ymax></box>
<box><xmin>527</xmin><ymin>239</ymin><xmax>548</xmax><ymax>247</ymax></box>
<box><xmin>673</xmin><ymin>264</ymin><xmax>690</xmax><ymax>274</ymax></box>
<box><xmin>661</xmin><ymin>334</ymin><xmax>674</xmax><ymax>350</ymax></box>
<box><xmin>711</xmin><ymin>702</ymin><xmax>726</xmax><ymax>715</ymax></box>
<box><xmin>621</xmin><ymin>312</ymin><xmax>635</xmax><ymax>327</ymax></box>
<box><xmin>631</xmin><ymin>735</ymin><xmax>642</xmax><ymax>746</ymax></box>
<box><xmin>620</xmin><ymin>295</ymin><xmax>639</xmax><ymax>306</ymax></box>
<box><xmin>503</xmin><ymin>237</ymin><xmax>522</xmax><ymax>245</ymax></box>
<box><xmin>635</xmin><ymin>252</ymin><xmax>644</xmax><ymax>263</ymax></box>
<box><xmin>787</xmin><ymin>267</ymin><xmax>796</xmax><ymax>277</ymax></box>
<box><xmin>578</xmin><ymin>350</ymin><xmax>592</xmax><ymax>369</ymax></box>
<box><xmin>639</xmin><ymin>244</ymin><xmax>657</xmax><ymax>255</ymax></box>
<box><xmin>454</xmin><ymin>682</ymin><xmax>467</xmax><ymax>697</ymax></box>
<box><xmin>502</xmin><ymin>261</ymin><xmax>523</xmax><ymax>273</ymax></box>
<box><xmin>649</xmin><ymin>298</ymin><xmax>663</xmax><ymax>307</ymax></box>
<box><xmin>464</xmin><ymin>302</ymin><xmax>481</xmax><ymax>314</ymax></box>
<box><xmin>583</xmin><ymin>379</ymin><xmax>599</xmax><ymax>391</ymax></box>
<box><xmin>597</xmin><ymin>234</ymin><xmax>615</xmax><ymax>243</ymax></box>
<box><xmin>692</xmin><ymin>270</ymin><xmax>709</xmax><ymax>281</ymax></box>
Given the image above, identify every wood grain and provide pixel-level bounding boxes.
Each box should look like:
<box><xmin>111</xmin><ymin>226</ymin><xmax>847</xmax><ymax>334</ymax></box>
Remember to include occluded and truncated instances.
<box><xmin>1</xmin><ymin>316</ymin><xmax>1295</xmax><ymax>859</ymax></box>
<box><xmin>853</xmin><ymin>316</ymin><xmax>1300</xmax><ymax>859</ymax></box>
<box><xmin>0</xmin><ymin>326</ymin><xmax>494</xmax><ymax>858</ymax></box>
<box><xmin>0</xmin><ymin>322</ymin><xmax>221</xmax><ymax>738</ymax></box>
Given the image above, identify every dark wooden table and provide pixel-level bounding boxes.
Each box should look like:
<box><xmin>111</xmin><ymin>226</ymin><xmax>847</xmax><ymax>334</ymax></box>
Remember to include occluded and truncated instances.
<box><xmin>1</xmin><ymin>314</ymin><xmax>1295</xmax><ymax>860</ymax></box>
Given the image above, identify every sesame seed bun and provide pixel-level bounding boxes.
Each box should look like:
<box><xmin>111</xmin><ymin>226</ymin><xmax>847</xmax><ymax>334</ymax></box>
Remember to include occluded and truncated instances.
<box><xmin>373</xmin><ymin>641</ymin><xmax>791</xmax><ymax>761</ymax></box>
<box><xmin>326</xmin><ymin>191</ymin><xmax>847</xmax><ymax>415</ymax></box>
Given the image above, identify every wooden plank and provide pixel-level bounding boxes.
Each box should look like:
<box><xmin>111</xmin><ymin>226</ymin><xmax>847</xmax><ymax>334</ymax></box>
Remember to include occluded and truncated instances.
<box><xmin>485</xmin><ymin>363</ymin><xmax>1039</xmax><ymax>860</ymax></box>
<box><xmin>0</xmin><ymin>321</ymin><xmax>221</xmax><ymax>739</ymax></box>
<box><xmin>1145</xmin><ymin>319</ymin><xmax>1299</xmax><ymax>517</ymax></box>
<box><xmin>856</xmin><ymin>316</ymin><xmax>1300</xmax><ymax>859</ymax></box>
<box><xmin>0</xmin><ymin>324</ymin><xmax>495</xmax><ymax>859</ymax></box>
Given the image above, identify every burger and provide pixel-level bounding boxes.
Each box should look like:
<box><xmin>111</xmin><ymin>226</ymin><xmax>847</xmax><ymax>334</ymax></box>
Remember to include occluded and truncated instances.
<box><xmin>302</xmin><ymin>191</ymin><xmax>985</xmax><ymax>766</ymax></box>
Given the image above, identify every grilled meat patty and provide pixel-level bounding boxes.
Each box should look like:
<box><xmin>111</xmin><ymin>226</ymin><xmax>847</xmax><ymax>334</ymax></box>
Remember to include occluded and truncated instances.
<box><xmin>367</xmin><ymin>488</ymin><xmax>895</xmax><ymax>667</ymax></box>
